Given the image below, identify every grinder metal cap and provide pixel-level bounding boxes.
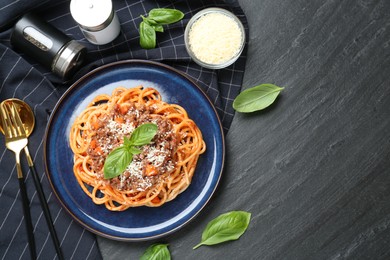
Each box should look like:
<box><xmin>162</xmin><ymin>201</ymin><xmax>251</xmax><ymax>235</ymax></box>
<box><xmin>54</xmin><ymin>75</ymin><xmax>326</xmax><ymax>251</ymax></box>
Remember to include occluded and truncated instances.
<box><xmin>52</xmin><ymin>40</ymin><xmax>87</xmax><ymax>79</ymax></box>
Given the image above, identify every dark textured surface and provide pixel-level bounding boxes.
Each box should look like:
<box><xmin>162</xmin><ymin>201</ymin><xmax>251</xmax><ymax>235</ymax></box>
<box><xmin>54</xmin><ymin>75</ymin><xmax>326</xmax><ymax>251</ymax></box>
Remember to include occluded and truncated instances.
<box><xmin>98</xmin><ymin>0</ymin><xmax>390</xmax><ymax>259</ymax></box>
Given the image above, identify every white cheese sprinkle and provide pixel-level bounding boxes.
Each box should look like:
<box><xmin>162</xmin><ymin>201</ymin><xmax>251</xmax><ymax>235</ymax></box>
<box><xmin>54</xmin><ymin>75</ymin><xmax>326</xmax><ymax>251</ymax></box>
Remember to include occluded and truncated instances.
<box><xmin>146</xmin><ymin>146</ymin><xmax>167</xmax><ymax>167</ymax></box>
<box><xmin>106</xmin><ymin>120</ymin><xmax>135</xmax><ymax>137</ymax></box>
<box><xmin>126</xmin><ymin>161</ymin><xmax>143</xmax><ymax>178</ymax></box>
<box><xmin>188</xmin><ymin>12</ymin><xmax>243</xmax><ymax>65</ymax></box>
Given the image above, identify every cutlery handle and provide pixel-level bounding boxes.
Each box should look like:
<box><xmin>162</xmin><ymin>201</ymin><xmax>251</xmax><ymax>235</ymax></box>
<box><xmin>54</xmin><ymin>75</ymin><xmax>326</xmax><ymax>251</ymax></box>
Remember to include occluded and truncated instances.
<box><xmin>18</xmin><ymin>177</ymin><xmax>37</xmax><ymax>260</ymax></box>
<box><xmin>29</xmin><ymin>164</ymin><xmax>64</xmax><ymax>260</ymax></box>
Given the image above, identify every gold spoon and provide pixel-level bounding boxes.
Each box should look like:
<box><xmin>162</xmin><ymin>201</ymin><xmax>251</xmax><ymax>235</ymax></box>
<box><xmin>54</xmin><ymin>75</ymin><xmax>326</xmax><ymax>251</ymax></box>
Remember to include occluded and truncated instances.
<box><xmin>0</xmin><ymin>99</ymin><xmax>64</xmax><ymax>260</ymax></box>
<box><xmin>0</xmin><ymin>99</ymin><xmax>35</xmax><ymax>167</ymax></box>
<box><xmin>0</xmin><ymin>98</ymin><xmax>35</xmax><ymax>138</ymax></box>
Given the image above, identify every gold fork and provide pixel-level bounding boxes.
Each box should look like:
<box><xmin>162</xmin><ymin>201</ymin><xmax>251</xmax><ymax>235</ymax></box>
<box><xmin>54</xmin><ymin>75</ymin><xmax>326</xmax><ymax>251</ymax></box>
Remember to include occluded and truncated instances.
<box><xmin>3</xmin><ymin>100</ymin><xmax>64</xmax><ymax>260</ymax></box>
<box><xmin>0</xmin><ymin>102</ymin><xmax>37</xmax><ymax>259</ymax></box>
<box><xmin>1</xmin><ymin>102</ymin><xmax>28</xmax><ymax>178</ymax></box>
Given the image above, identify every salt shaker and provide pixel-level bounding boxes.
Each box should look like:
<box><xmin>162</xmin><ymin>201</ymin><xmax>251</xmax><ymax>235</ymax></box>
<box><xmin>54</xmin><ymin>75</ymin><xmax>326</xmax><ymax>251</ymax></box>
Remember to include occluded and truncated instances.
<box><xmin>70</xmin><ymin>0</ymin><xmax>121</xmax><ymax>45</ymax></box>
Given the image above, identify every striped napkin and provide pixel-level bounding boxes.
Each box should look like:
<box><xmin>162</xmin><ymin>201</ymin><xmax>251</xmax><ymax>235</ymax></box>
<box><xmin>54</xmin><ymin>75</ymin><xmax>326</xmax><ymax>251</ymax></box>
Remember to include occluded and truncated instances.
<box><xmin>0</xmin><ymin>0</ymin><xmax>248</xmax><ymax>259</ymax></box>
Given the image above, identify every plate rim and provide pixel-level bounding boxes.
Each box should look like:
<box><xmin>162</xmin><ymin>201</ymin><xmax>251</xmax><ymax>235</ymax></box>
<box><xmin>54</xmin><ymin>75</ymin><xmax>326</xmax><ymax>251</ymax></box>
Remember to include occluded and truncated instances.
<box><xmin>43</xmin><ymin>59</ymin><xmax>225</xmax><ymax>241</ymax></box>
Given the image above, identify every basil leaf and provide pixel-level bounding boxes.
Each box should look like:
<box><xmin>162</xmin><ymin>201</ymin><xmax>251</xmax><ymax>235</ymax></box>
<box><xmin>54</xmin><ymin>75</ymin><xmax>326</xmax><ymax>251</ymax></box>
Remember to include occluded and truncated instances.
<box><xmin>128</xmin><ymin>146</ymin><xmax>142</xmax><ymax>155</ymax></box>
<box><xmin>140</xmin><ymin>244</ymin><xmax>171</xmax><ymax>260</ymax></box>
<box><xmin>139</xmin><ymin>21</ymin><xmax>156</xmax><ymax>49</ymax></box>
<box><xmin>123</xmin><ymin>136</ymin><xmax>132</xmax><ymax>147</ymax></box>
<box><xmin>148</xmin><ymin>8</ymin><xmax>184</xmax><ymax>25</ymax></box>
<box><xmin>143</xmin><ymin>18</ymin><xmax>164</xmax><ymax>32</ymax></box>
<box><xmin>142</xmin><ymin>15</ymin><xmax>158</xmax><ymax>25</ymax></box>
<box><xmin>103</xmin><ymin>146</ymin><xmax>133</xmax><ymax>179</ymax></box>
<box><xmin>193</xmin><ymin>211</ymin><xmax>251</xmax><ymax>249</ymax></box>
<box><xmin>233</xmin><ymin>83</ymin><xmax>284</xmax><ymax>113</ymax></box>
<box><xmin>129</xmin><ymin>123</ymin><xmax>158</xmax><ymax>146</ymax></box>
<box><xmin>152</xmin><ymin>24</ymin><xmax>164</xmax><ymax>33</ymax></box>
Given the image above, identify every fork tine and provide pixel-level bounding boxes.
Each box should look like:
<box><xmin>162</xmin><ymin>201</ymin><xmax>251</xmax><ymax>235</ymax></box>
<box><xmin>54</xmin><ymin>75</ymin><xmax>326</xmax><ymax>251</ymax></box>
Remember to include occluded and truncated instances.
<box><xmin>4</xmin><ymin>102</ymin><xmax>19</xmax><ymax>138</ymax></box>
<box><xmin>0</xmin><ymin>104</ymin><xmax>6</xmax><ymax>134</ymax></box>
<box><xmin>0</xmin><ymin>103</ymin><xmax>13</xmax><ymax>138</ymax></box>
<box><xmin>9</xmin><ymin>102</ymin><xmax>27</xmax><ymax>137</ymax></box>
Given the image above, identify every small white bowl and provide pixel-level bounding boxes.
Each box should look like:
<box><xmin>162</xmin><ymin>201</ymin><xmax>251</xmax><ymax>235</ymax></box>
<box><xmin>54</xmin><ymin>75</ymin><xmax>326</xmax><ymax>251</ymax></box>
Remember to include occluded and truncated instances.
<box><xmin>184</xmin><ymin>7</ymin><xmax>246</xmax><ymax>69</ymax></box>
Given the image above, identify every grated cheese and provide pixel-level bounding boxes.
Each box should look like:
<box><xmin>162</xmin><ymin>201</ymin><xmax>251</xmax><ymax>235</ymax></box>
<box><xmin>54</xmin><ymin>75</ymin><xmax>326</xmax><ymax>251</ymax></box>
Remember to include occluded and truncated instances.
<box><xmin>106</xmin><ymin>119</ymin><xmax>135</xmax><ymax>137</ymax></box>
<box><xmin>188</xmin><ymin>12</ymin><xmax>243</xmax><ymax>65</ymax></box>
<box><xmin>126</xmin><ymin>161</ymin><xmax>143</xmax><ymax>179</ymax></box>
<box><xmin>146</xmin><ymin>146</ymin><xmax>167</xmax><ymax>167</ymax></box>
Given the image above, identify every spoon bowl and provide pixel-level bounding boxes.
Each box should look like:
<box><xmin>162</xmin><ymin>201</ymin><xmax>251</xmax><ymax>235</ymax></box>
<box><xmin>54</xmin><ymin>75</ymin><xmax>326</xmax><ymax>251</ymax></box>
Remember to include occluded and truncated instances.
<box><xmin>0</xmin><ymin>99</ymin><xmax>35</xmax><ymax>137</ymax></box>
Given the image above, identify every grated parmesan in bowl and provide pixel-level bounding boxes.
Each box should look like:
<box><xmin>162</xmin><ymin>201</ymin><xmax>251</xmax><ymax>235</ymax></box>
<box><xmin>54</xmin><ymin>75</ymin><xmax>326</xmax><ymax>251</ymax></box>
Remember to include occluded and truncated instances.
<box><xmin>184</xmin><ymin>7</ymin><xmax>245</xmax><ymax>69</ymax></box>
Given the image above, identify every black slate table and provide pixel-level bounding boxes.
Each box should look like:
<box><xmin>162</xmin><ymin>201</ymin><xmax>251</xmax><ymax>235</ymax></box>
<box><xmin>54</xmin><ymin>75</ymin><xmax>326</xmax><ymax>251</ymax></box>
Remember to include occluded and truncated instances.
<box><xmin>97</xmin><ymin>0</ymin><xmax>390</xmax><ymax>259</ymax></box>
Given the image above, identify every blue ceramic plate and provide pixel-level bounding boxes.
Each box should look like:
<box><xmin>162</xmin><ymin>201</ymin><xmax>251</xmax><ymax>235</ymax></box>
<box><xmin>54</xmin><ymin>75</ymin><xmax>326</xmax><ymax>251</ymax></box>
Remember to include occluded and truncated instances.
<box><xmin>44</xmin><ymin>60</ymin><xmax>224</xmax><ymax>241</ymax></box>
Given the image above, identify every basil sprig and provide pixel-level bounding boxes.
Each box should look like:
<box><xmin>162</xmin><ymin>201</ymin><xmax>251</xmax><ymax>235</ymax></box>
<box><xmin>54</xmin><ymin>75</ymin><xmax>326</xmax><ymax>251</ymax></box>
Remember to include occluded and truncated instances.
<box><xmin>233</xmin><ymin>83</ymin><xmax>284</xmax><ymax>113</ymax></box>
<box><xmin>139</xmin><ymin>8</ymin><xmax>184</xmax><ymax>49</ymax></box>
<box><xmin>193</xmin><ymin>211</ymin><xmax>251</xmax><ymax>249</ymax></box>
<box><xmin>140</xmin><ymin>244</ymin><xmax>171</xmax><ymax>260</ymax></box>
<box><xmin>103</xmin><ymin>123</ymin><xmax>158</xmax><ymax>179</ymax></box>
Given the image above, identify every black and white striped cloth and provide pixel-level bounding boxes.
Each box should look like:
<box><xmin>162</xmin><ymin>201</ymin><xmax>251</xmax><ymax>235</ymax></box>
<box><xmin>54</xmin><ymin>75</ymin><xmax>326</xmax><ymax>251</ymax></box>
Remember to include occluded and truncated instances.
<box><xmin>0</xmin><ymin>0</ymin><xmax>248</xmax><ymax>259</ymax></box>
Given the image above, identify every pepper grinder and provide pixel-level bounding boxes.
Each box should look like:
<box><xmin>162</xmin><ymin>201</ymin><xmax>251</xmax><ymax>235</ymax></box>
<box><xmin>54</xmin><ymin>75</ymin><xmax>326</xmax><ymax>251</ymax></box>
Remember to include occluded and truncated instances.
<box><xmin>11</xmin><ymin>13</ymin><xmax>87</xmax><ymax>79</ymax></box>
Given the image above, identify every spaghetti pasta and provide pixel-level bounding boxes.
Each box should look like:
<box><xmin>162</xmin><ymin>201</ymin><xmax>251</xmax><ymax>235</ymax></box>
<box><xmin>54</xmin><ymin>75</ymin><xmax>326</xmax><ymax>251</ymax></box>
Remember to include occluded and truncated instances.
<box><xmin>69</xmin><ymin>86</ymin><xmax>206</xmax><ymax>211</ymax></box>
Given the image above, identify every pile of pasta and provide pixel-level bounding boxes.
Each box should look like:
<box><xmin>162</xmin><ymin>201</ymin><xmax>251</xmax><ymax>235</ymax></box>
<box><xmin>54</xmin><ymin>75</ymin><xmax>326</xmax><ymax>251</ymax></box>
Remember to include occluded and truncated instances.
<box><xmin>69</xmin><ymin>86</ymin><xmax>205</xmax><ymax>211</ymax></box>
